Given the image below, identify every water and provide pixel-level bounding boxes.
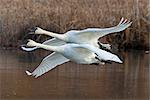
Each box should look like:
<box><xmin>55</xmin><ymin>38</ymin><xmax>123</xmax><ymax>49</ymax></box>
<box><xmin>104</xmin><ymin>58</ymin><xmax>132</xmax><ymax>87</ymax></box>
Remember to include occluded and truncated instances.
<box><xmin>0</xmin><ymin>49</ymin><xmax>149</xmax><ymax>100</ymax></box>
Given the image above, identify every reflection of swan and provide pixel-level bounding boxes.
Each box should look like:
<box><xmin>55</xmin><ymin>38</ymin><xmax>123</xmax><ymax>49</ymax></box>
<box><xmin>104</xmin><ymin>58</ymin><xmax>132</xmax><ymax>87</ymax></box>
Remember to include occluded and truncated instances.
<box><xmin>25</xmin><ymin>39</ymin><xmax>122</xmax><ymax>78</ymax></box>
<box><xmin>22</xmin><ymin>17</ymin><xmax>132</xmax><ymax>51</ymax></box>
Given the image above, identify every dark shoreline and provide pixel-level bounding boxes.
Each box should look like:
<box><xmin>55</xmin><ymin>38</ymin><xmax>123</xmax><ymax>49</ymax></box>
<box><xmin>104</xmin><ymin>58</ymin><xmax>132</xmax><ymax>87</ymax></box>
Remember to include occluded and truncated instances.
<box><xmin>0</xmin><ymin>45</ymin><xmax>149</xmax><ymax>52</ymax></box>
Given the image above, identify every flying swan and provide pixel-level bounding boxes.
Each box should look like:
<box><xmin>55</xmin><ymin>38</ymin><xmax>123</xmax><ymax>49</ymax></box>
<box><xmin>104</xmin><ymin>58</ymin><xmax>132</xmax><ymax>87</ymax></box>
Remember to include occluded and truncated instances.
<box><xmin>25</xmin><ymin>39</ymin><xmax>122</xmax><ymax>78</ymax></box>
<box><xmin>22</xmin><ymin>17</ymin><xmax>132</xmax><ymax>52</ymax></box>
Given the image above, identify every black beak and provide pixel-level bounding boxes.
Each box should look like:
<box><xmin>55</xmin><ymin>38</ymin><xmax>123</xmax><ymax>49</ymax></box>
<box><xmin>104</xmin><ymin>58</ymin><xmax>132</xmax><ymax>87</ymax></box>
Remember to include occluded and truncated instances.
<box><xmin>28</xmin><ymin>27</ymin><xmax>38</xmax><ymax>33</ymax></box>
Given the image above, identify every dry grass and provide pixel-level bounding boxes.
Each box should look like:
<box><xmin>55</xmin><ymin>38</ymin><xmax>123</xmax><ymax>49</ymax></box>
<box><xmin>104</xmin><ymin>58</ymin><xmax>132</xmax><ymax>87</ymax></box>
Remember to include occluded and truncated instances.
<box><xmin>0</xmin><ymin>0</ymin><xmax>149</xmax><ymax>49</ymax></box>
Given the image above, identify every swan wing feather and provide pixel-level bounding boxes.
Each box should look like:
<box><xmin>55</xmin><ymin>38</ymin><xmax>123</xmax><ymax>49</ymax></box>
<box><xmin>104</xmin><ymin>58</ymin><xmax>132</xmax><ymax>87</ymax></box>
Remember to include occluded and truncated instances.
<box><xmin>27</xmin><ymin>52</ymin><xmax>69</xmax><ymax>78</ymax></box>
<box><xmin>73</xmin><ymin>18</ymin><xmax>132</xmax><ymax>41</ymax></box>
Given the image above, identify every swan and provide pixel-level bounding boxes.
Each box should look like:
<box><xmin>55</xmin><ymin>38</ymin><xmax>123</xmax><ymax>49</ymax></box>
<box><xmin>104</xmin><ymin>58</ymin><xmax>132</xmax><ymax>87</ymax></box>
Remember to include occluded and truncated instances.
<box><xmin>22</xmin><ymin>17</ymin><xmax>132</xmax><ymax>52</ymax></box>
<box><xmin>25</xmin><ymin>39</ymin><xmax>122</xmax><ymax>78</ymax></box>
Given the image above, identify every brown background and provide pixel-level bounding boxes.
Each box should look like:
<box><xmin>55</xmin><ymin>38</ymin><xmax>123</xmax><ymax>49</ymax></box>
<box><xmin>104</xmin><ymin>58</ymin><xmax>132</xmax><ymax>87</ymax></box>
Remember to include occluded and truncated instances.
<box><xmin>0</xmin><ymin>0</ymin><xmax>149</xmax><ymax>49</ymax></box>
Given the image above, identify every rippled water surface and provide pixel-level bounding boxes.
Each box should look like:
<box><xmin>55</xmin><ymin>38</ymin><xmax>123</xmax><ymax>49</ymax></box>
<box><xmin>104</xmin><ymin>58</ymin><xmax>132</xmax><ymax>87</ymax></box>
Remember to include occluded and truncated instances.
<box><xmin>0</xmin><ymin>49</ymin><xmax>149</xmax><ymax>100</ymax></box>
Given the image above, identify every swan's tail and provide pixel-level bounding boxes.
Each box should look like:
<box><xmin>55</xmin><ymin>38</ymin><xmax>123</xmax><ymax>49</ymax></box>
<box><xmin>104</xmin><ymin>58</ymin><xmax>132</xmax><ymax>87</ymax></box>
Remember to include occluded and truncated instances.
<box><xmin>111</xmin><ymin>55</ymin><xmax>123</xmax><ymax>63</ymax></box>
<box><xmin>25</xmin><ymin>70</ymin><xmax>32</xmax><ymax>76</ymax></box>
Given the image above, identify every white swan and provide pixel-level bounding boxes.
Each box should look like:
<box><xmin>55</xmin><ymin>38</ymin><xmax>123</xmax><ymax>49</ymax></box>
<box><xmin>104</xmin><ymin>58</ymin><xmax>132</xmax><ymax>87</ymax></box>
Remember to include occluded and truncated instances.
<box><xmin>25</xmin><ymin>39</ymin><xmax>122</xmax><ymax>78</ymax></box>
<box><xmin>22</xmin><ymin>17</ymin><xmax>131</xmax><ymax>52</ymax></box>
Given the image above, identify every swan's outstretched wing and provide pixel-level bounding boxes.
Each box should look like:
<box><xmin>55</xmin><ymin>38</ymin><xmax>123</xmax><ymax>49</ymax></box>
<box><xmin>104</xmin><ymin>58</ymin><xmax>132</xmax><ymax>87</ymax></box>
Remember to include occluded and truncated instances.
<box><xmin>21</xmin><ymin>38</ymin><xmax>66</xmax><ymax>51</ymax></box>
<box><xmin>26</xmin><ymin>52</ymin><xmax>69</xmax><ymax>78</ymax></box>
<box><xmin>73</xmin><ymin>18</ymin><xmax>132</xmax><ymax>41</ymax></box>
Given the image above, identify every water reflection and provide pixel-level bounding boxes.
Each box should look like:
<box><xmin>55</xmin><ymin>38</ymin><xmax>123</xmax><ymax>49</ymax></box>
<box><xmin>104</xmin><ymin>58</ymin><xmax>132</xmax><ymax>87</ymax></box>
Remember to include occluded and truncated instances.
<box><xmin>0</xmin><ymin>49</ymin><xmax>149</xmax><ymax>100</ymax></box>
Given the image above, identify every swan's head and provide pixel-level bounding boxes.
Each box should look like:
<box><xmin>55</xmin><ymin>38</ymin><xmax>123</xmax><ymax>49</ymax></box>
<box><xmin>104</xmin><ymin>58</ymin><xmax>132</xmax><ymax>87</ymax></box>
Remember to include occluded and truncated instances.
<box><xmin>35</xmin><ymin>27</ymin><xmax>45</xmax><ymax>34</ymax></box>
<box><xmin>29</xmin><ymin>27</ymin><xmax>45</xmax><ymax>34</ymax></box>
<box><xmin>27</xmin><ymin>39</ymin><xmax>37</xmax><ymax>47</ymax></box>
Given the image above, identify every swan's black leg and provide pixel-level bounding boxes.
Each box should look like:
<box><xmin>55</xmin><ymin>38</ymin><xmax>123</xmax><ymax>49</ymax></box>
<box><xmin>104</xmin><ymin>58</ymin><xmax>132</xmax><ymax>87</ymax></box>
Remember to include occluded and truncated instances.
<box><xmin>97</xmin><ymin>42</ymin><xmax>112</xmax><ymax>52</ymax></box>
<box><xmin>90</xmin><ymin>63</ymin><xmax>99</xmax><ymax>65</ymax></box>
<box><xmin>94</xmin><ymin>56</ymin><xmax>105</xmax><ymax>65</ymax></box>
<box><xmin>95</xmin><ymin>53</ymin><xmax>101</xmax><ymax>61</ymax></box>
<box><xmin>97</xmin><ymin>42</ymin><xmax>103</xmax><ymax>49</ymax></box>
<box><xmin>101</xmin><ymin>60</ymin><xmax>112</xmax><ymax>64</ymax></box>
<box><xmin>95</xmin><ymin>53</ymin><xmax>112</xmax><ymax>64</ymax></box>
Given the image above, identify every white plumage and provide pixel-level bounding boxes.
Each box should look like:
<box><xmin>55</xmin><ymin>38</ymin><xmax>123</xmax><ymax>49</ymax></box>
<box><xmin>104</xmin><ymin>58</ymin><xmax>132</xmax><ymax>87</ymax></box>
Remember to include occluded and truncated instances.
<box><xmin>25</xmin><ymin>39</ymin><xmax>122</xmax><ymax>78</ymax></box>
<box><xmin>26</xmin><ymin>52</ymin><xmax>69</xmax><ymax>78</ymax></box>
<box><xmin>22</xmin><ymin>17</ymin><xmax>132</xmax><ymax>78</ymax></box>
<box><xmin>22</xmin><ymin>17</ymin><xmax>132</xmax><ymax>51</ymax></box>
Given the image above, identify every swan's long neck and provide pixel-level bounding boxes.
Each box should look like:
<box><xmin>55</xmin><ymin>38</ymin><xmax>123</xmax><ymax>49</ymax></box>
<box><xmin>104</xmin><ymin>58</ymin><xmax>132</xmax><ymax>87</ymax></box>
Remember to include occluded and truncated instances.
<box><xmin>34</xmin><ymin>43</ymin><xmax>63</xmax><ymax>53</ymax></box>
<box><xmin>41</xmin><ymin>30</ymin><xmax>67</xmax><ymax>41</ymax></box>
